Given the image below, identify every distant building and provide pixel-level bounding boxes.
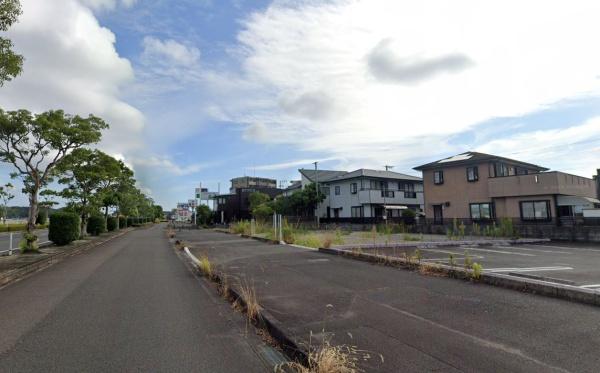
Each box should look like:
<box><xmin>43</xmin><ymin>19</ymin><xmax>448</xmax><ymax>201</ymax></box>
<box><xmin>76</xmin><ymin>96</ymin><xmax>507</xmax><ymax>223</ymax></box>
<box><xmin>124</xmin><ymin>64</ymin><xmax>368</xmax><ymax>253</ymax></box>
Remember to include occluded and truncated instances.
<box><xmin>214</xmin><ymin>176</ymin><xmax>283</xmax><ymax>223</ymax></box>
<box><xmin>414</xmin><ymin>152</ymin><xmax>599</xmax><ymax>225</ymax></box>
<box><xmin>230</xmin><ymin>176</ymin><xmax>277</xmax><ymax>193</ymax></box>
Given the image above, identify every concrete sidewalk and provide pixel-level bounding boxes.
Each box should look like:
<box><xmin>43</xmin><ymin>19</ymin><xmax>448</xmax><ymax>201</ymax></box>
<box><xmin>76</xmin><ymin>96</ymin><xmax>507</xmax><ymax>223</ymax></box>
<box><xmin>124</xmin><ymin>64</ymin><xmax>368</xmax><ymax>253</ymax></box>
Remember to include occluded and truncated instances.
<box><xmin>0</xmin><ymin>224</ymin><xmax>276</xmax><ymax>372</ymax></box>
<box><xmin>181</xmin><ymin>229</ymin><xmax>600</xmax><ymax>373</ymax></box>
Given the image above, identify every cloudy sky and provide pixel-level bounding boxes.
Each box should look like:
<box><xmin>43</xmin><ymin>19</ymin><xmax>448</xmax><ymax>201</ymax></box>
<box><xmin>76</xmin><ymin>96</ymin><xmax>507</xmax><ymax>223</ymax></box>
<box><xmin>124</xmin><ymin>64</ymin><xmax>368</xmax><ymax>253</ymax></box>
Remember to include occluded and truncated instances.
<box><xmin>1</xmin><ymin>0</ymin><xmax>599</xmax><ymax>209</ymax></box>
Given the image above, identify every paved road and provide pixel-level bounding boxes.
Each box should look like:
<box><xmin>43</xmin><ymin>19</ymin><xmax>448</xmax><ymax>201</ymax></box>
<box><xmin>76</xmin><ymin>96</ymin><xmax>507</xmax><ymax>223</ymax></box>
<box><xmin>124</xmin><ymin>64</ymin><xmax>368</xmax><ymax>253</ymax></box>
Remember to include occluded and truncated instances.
<box><xmin>0</xmin><ymin>224</ymin><xmax>277</xmax><ymax>372</ymax></box>
<box><xmin>352</xmin><ymin>241</ymin><xmax>600</xmax><ymax>288</ymax></box>
<box><xmin>180</xmin><ymin>229</ymin><xmax>600</xmax><ymax>373</ymax></box>
<box><xmin>0</xmin><ymin>229</ymin><xmax>49</xmax><ymax>253</ymax></box>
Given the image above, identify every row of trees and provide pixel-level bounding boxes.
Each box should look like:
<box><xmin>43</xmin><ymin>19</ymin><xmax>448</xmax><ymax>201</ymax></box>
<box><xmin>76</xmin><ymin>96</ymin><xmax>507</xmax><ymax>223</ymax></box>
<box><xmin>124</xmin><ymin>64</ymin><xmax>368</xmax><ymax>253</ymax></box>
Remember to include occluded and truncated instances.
<box><xmin>0</xmin><ymin>109</ymin><xmax>163</xmax><ymax>249</ymax></box>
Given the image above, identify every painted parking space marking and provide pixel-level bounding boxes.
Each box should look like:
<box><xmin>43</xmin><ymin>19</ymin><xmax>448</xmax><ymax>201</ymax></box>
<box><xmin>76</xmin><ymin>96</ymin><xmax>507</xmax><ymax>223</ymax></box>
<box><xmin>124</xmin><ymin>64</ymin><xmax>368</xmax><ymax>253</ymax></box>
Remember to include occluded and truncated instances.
<box><xmin>460</xmin><ymin>247</ymin><xmax>535</xmax><ymax>256</ymax></box>
<box><xmin>579</xmin><ymin>284</ymin><xmax>600</xmax><ymax>289</ymax></box>
<box><xmin>485</xmin><ymin>266</ymin><xmax>573</xmax><ymax>273</ymax></box>
<box><xmin>526</xmin><ymin>244</ymin><xmax>600</xmax><ymax>253</ymax></box>
<box><xmin>495</xmin><ymin>246</ymin><xmax>572</xmax><ymax>254</ymax></box>
<box><xmin>419</xmin><ymin>248</ymin><xmax>484</xmax><ymax>259</ymax></box>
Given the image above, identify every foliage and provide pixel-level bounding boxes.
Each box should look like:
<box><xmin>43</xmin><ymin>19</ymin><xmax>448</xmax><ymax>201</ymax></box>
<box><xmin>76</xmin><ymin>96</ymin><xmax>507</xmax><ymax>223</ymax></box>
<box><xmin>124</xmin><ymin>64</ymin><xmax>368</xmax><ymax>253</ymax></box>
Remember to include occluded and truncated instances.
<box><xmin>48</xmin><ymin>212</ymin><xmax>80</xmax><ymax>246</ymax></box>
<box><xmin>0</xmin><ymin>0</ymin><xmax>23</xmax><ymax>85</ymax></box>
<box><xmin>295</xmin><ymin>233</ymin><xmax>322</xmax><ymax>248</ymax></box>
<box><xmin>252</xmin><ymin>203</ymin><xmax>274</xmax><ymax>220</ymax></box>
<box><xmin>87</xmin><ymin>215</ymin><xmax>107</xmax><ymax>236</ymax></box>
<box><xmin>106</xmin><ymin>216</ymin><xmax>118</xmax><ymax>231</ymax></box>
<box><xmin>196</xmin><ymin>204</ymin><xmax>213</xmax><ymax>225</ymax></box>
<box><xmin>19</xmin><ymin>232</ymin><xmax>38</xmax><ymax>253</ymax></box>
<box><xmin>0</xmin><ymin>109</ymin><xmax>108</xmax><ymax>235</ymax></box>
<box><xmin>471</xmin><ymin>263</ymin><xmax>483</xmax><ymax>280</ymax></box>
<box><xmin>230</xmin><ymin>220</ymin><xmax>251</xmax><ymax>235</ymax></box>
<box><xmin>273</xmin><ymin>183</ymin><xmax>326</xmax><ymax>216</ymax></box>
<box><xmin>35</xmin><ymin>210</ymin><xmax>47</xmax><ymax>225</ymax></box>
<box><xmin>463</xmin><ymin>251</ymin><xmax>473</xmax><ymax>269</ymax></box>
<box><xmin>402</xmin><ymin>208</ymin><xmax>416</xmax><ymax>224</ymax></box>
<box><xmin>118</xmin><ymin>216</ymin><xmax>126</xmax><ymax>229</ymax></box>
<box><xmin>0</xmin><ymin>182</ymin><xmax>14</xmax><ymax>221</ymax></box>
<box><xmin>198</xmin><ymin>255</ymin><xmax>212</xmax><ymax>278</ymax></box>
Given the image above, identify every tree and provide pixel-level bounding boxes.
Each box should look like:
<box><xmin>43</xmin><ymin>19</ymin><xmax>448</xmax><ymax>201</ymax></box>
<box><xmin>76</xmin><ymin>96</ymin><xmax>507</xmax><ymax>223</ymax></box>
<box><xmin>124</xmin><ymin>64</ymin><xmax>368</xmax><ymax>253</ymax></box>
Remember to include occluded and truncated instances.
<box><xmin>0</xmin><ymin>182</ymin><xmax>14</xmax><ymax>223</ymax></box>
<box><xmin>272</xmin><ymin>183</ymin><xmax>325</xmax><ymax>216</ymax></box>
<box><xmin>153</xmin><ymin>205</ymin><xmax>163</xmax><ymax>220</ymax></box>
<box><xmin>0</xmin><ymin>0</ymin><xmax>23</xmax><ymax>85</ymax></box>
<box><xmin>0</xmin><ymin>109</ymin><xmax>108</xmax><ymax>244</ymax></box>
<box><xmin>196</xmin><ymin>205</ymin><xmax>212</xmax><ymax>225</ymax></box>
<box><xmin>55</xmin><ymin>149</ymin><xmax>117</xmax><ymax>238</ymax></box>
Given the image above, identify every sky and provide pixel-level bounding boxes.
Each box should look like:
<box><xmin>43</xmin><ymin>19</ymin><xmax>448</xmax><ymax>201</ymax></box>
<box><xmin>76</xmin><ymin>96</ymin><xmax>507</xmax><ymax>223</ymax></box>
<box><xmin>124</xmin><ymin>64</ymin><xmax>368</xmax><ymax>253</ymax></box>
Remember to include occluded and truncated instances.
<box><xmin>0</xmin><ymin>0</ymin><xmax>599</xmax><ymax>209</ymax></box>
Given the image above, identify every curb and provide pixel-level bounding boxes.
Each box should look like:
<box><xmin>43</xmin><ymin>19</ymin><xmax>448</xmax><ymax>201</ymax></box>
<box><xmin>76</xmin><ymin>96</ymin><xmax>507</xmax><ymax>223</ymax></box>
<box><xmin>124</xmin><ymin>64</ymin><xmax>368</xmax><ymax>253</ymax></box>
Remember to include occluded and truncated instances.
<box><xmin>0</xmin><ymin>228</ymin><xmax>134</xmax><ymax>289</ymax></box>
<box><xmin>183</xmin><ymin>247</ymin><xmax>309</xmax><ymax>365</ymax></box>
<box><xmin>333</xmin><ymin>237</ymin><xmax>550</xmax><ymax>250</ymax></box>
<box><xmin>319</xmin><ymin>247</ymin><xmax>600</xmax><ymax>308</ymax></box>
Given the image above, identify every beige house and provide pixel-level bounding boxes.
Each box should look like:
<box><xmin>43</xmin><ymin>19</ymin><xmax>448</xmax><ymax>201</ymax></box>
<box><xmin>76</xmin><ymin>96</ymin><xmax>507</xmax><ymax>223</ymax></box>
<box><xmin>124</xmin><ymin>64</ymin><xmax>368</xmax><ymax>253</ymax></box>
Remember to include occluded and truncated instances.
<box><xmin>413</xmin><ymin>152</ymin><xmax>599</xmax><ymax>225</ymax></box>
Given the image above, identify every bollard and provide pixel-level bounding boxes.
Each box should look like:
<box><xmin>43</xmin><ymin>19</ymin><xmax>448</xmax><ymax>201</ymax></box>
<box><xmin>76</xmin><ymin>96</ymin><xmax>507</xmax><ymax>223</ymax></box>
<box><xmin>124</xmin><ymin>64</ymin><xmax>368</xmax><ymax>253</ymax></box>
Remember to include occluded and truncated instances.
<box><xmin>9</xmin><ymin>232</ymin><xmax>13</xmax><ymax>256</ymax></box>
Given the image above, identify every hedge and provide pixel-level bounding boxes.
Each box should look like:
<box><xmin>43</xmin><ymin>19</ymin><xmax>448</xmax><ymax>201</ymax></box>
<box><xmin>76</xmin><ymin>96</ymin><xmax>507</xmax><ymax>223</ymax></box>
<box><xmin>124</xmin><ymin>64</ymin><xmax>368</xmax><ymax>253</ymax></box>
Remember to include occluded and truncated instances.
<box><xmin>36</xmin><ymin>210</ymin><xmax>48</xmax><ymax>225</ymax></box>
<box><xmin>107</xmin><ymin>216</ymin><xmax>118</xmax><ymax>231</ymax></box>
<box><xmin>48</xmin><ymin>212</ymin><xmax>80</xmax><ymax>246</ymax></box>
<box><xmin>87</xmin><ymin>215</ymin><xmax>107</xmax><ymax>236</ymax></box>
<box><xmin>119</xmin><ymin>216</ymin><xmax>126</xmax><ymax>229</ymax></box>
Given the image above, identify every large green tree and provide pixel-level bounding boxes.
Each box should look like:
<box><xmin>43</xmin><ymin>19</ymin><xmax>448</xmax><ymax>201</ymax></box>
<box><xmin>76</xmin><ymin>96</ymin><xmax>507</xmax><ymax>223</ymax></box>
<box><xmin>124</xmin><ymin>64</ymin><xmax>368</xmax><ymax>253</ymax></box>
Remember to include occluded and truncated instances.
<box><xmin>0</xmin><ymin>182</ymin><xmax>14</xmax><ymax>223</ymax></box>
<box><xmin>0</xmin><ymin>109</ymin><xmax>108</xmax><ymax>244</ymax></box>
<box><xmin>55</xmin><ymin>148</ymin><xmax>115</xmax><ymax>237</ymax></box>
<box><xmin>0</xmin><ymin>0</ymin><xmax>23</xmax><ymax>85</ymax></box>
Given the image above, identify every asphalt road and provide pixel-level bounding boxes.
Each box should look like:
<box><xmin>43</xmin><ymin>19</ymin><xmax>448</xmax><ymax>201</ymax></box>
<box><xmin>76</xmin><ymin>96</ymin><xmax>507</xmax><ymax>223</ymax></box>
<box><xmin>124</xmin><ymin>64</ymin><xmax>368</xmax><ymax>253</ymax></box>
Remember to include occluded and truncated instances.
<box><xmin>181</xmin><ymin>229</ymin><xmax>600</xmax><ymax>373</ymax></box>
<box><xmin>0</xmin><ymin>229</ymin><xmax>49</xmax><ymax>252</ymax></box>
<box><xmin>350</xmin><ymin>241</ymin><xmax>600</xmax><ymax>289</ymax></box>
<box><xmin>0</xmin><ymin>224</ymin><xmax>277</xmax><ymax>372</ymax></box>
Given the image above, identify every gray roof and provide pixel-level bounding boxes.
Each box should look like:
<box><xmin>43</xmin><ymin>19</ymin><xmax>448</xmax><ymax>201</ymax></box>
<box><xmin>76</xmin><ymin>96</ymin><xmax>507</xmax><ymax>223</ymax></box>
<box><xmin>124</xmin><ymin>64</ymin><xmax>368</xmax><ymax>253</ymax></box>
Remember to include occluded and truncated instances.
<box><xmin>413</xmin><ymin>151</ymin><xmax>548</xmax><ymax>171</ymax></box>
<box><xmin>325</xmin><ymin>169</ymin><xmax>422</xmax><ymax>183</ymax></box>
<box><xmin>299</xmin><ymin>169</ymin><xmax>347</xmax><ymax>182</ymax></box>
<box><xmin>284</xmin><ymin>180</ymin><xmax>302</xmax><ymax>191</ymax></box>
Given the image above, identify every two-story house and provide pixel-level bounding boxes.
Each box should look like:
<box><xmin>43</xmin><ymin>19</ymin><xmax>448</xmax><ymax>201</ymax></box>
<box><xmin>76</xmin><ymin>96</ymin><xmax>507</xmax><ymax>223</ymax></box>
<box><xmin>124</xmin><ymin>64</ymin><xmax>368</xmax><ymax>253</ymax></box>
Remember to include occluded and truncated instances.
<box><xmin>321</xmin><ymin>169</ymin><xmax>424</xmax><ymax>222</ymax></box>
<box><xmin>414</xmin><ymin>152</ymin><xmax>599</xmax><ymax>225</ymax></box>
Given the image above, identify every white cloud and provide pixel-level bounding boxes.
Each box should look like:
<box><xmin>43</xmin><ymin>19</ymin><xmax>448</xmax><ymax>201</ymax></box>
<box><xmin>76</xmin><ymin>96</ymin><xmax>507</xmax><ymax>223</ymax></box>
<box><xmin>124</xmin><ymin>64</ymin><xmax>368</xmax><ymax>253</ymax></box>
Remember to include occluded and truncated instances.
<box><xmin>127</xmin><ymin>156</ymin><xmax>213</xmax><ymax>176</ymax></box>
<box><xmin>476</xmin><ymin>117</ymin><xmax>600</xmax><ymax>178</ymax></box>
<box><xmin>206</xmin><ymin>0</ymin><xmax>600</xmax><ymax>171</ymax></box>
<box><xmin>142</xmin><ymin>37</ymin><xmax>200</xmax><ymax>67</ymax></box>
<box><xmin>253</xmin><ymin>157</ymin><xmax>338</xmax><ymax>171</ymax></box>
<box><xmin>0</xmin><ymin>0</ymin><xmax>145</xmax><ymax>155</ymax></box>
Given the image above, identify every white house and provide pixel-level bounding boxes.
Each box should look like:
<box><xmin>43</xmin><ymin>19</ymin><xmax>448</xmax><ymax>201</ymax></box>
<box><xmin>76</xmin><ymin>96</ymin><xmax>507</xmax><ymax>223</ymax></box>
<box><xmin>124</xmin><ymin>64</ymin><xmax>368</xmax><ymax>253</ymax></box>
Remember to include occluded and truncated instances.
<box><xmin>321</xmin><ymin>169</ymin><xmax>424</xmax><ymax>221</ymax></box>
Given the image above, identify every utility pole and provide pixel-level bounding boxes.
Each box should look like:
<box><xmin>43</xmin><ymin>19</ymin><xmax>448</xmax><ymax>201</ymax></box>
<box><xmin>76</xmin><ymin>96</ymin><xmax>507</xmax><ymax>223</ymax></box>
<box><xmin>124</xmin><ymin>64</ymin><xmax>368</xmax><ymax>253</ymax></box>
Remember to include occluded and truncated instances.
<box><xmin>385</xmin><ymin>165</ymin><xmax>394</xmax><ymax>171</ymax></box>
<box><xmin>313</xmin><ymin>161</ymin><xmax>319</xmax><ymax>228</ymax></box>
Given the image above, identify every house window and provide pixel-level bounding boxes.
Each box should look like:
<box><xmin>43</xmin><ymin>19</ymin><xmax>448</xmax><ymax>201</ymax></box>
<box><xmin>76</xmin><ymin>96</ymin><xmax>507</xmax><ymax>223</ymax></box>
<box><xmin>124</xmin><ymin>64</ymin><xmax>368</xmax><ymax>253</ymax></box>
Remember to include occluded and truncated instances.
<box><xmin>434</xmin><ymin>171</ymin><xmax>444</xmax><ymax>185</ymax></box>
<box><xmin>493</xmin><ymin>162</ymin><xmax>509</xmax><ymax>177</ymax></box>
<box><xmin>351</xmin><ymin>183</ymin><xmax>357</xmax><ymax>194</ymax></box>
<box><xmin>321</xmin><ymin>186</ymin><xmax>330</xmax><ymax>195</ymax></box>
<box><xmin>381</xmin><ymin>190</ymin><xmax>394</xmax><ymax>198</ymax></box>
<box><xmin>467</xmin><ymin>166</ymin><xmax>479</xmax><ymax>182</ymax></box>
<box><xmin>516</xmin><ymin>167</ymin><xmax>529</xmax><ymax>175</ymax></box>
<box><xmin>334</xmin><ymin>186</ymin><xmax>340</xmax><ymax>195</ymax></box>
<box><xmin>403</xmin><ymin>183</ymin><xmax>416</xmax><ymax>198</ymax></box>
<box><xmin>351</xmin><ymin>206</ymin><xmax>363</xmax><ymax>218</ymax></box>
<box><xmin>520</xmin><ymin>200</ymin><xmax>551</xmax><ymax>221</ymax></box>
<box><xmin>470</xmin><ymin>203</ymin><xmax>494</xmax><ymax>220</ymax></box>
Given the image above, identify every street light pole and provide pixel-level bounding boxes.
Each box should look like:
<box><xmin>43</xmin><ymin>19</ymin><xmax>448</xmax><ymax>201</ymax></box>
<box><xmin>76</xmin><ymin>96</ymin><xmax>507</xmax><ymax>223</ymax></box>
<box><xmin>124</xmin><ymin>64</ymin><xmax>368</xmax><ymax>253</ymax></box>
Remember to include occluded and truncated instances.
<box><xmin>313</xmin><ymin>161</ymin><xmax>319</xmax><ymax>228</ymax></box>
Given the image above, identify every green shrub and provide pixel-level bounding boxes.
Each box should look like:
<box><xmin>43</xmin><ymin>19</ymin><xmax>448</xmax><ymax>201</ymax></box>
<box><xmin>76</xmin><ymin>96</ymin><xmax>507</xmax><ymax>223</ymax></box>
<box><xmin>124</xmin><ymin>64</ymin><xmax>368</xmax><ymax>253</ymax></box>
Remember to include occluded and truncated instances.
<box><xmin>19</xmin><ymin>232</ymin><xmax>39</xmax><ymax>253</ymax></box>
<box><xmin>119</xmin><ymin>216</ymin><xmax>126</xmax><ymax>229</ymax></box>
<box><xmin>127</xmin><ymin>216</ymin><xmax>134</xmax><ymax>227</ymax></box>
<box><xmin>49</xmin><ymin>212</ymin><xmax>80</xmax><ymax>246</ymax></box>
<box><xmin>107</xmin><ymin>216</ymin><xmax>118</xmax><ymax>231</ymax></box>
<box><xmin>87</xmin><ymin>215</ymin><xmax>107</xmax><ymax>236</ymax></box>
<box><xmin>471</xmin><ymin>262</ymin><xmax>483</xmax><ymax>280</ymax></box>
<box><xmin>36</xmin><ymin>210</ymin><xmax>48</xmax><ymax>225</ymax></box>
<box><xmin>230</xmin><ymin>220</ymin><xmax>251</xmax><ymax>235</ymax></box>
<box><xmin>402</xmin><ymin>209</ymin><xmax>416</xmax><ymax>225</ymax></box>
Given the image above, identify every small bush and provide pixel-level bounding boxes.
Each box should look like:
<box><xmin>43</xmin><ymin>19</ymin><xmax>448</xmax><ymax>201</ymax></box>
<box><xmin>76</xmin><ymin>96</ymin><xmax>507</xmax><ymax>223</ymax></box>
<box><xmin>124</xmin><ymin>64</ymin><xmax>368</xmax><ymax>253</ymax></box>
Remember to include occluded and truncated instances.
<box><xmin>19</xmin><ymin>232</ymin><xmax>39</xmax><ymax>253</ymax></box>
<box><xmin>107</xmin><ymin>216</ymin><xmax>118</xmax><ymax>231</ymax></box>
<box><xmin>49</xmin><ymin>212</ymin><xmax>81</xmax><ymax>246</ymax></box>
<box><xmin>463</xmin><ymin>251</ymin><xmax>473</xmax><ymax>269</ymax></box>
<box><xmin>198</xmin><ymin>255</ymin><xmax>212</xmax><ymax>278</ymax></box>
<box><xmin>471</xmin><ymin>262</ymin><xmax>483</xmax><ymax>280</ymax></box>
<box><xmin>402</xmin><ymin>208</ymin><xmax>416</xmax><ymax>225</ymax></box>
<box><xmin>36</xmin><ymin>210</ymin><xmax>48</xmax><ymax>225</ymax></box>
<box><xmin>119</xmin><ymin>216</ymin><xmax>126</xmax><ymax>229</ymax></box>
<box><xmin>87</xmin><ymin>215</ymin><xmax>107</xmax><ymax>236</ymax></box>
<box><xmin>230</xmin><ymin>220</ymin><xmax>251</xmax><ymax>235</ymax></box>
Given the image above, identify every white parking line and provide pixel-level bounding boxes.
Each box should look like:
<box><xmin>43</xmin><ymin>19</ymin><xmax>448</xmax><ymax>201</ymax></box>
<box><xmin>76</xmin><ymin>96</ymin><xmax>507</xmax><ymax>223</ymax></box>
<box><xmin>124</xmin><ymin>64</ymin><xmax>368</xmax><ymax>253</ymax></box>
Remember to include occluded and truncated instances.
<box><xmin>419</xmin><ymin>248</ymin><xmax>484</xmax><ymax>258</ymax></box>
<box><xmin>461</xmin><ymin>247</ymin><xmax>535</xmax><ymax>256</ymax></box>
<box><xmin>495</xmin><ymin>246</ymin><xmax>571</xmax><ymax>254</ymax></box>
<box><xmin>526</xmin><ymin>244</ymin><xmax>600</xmax><ymax>253</ymax></box>
<box><xmin>579</xmin><ymin>284</ymin><xmax>600</xmax><ymax>289</ymax></box>
<box><xmin>485</xmin><ymin>266</ymin><xmax>573</xmax><ymax>273</ymax></box>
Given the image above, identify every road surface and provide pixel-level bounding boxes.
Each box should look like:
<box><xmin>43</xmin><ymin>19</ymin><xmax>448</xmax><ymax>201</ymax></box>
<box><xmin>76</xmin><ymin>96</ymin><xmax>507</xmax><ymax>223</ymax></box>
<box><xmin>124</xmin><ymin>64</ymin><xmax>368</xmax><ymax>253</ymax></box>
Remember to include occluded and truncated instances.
<box><xmin>179</xmin><ymin>229</ymin><xmax>600</xmax><ymax>373</ymax></box>
<box><xmin>0</xmin><ymin>224</ymin><xmax>276</xmax><ymax>372</ymax></box>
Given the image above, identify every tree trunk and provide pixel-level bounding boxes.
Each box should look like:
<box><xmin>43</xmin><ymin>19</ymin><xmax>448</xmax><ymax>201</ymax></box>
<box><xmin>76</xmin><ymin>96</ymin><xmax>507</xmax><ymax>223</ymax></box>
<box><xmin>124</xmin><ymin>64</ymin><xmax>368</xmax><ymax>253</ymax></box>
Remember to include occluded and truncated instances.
<box><xmin>27</xmin><ymin>185</ymin><xmax>39</xmax><ymax>234</ymax></box>
<box><xmin>80</xmin><ymin>213</ymin><xmax>87</xmax><ymax>239</ymax></box>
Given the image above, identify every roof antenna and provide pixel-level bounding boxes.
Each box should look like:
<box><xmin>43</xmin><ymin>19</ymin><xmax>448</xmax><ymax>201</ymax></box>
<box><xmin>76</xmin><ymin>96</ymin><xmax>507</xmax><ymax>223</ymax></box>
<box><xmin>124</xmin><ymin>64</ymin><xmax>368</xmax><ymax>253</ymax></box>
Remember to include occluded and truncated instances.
<box><xmin>384</xmin><ymin>165</ymin><xmax>394</xmax><ymax>171</ymax></box>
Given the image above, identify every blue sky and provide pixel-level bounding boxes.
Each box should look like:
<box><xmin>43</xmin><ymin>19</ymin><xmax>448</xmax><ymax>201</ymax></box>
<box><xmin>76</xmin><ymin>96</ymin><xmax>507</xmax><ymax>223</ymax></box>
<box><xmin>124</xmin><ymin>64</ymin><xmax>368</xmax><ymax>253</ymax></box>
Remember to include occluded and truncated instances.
<box><xmin>1</xmin><ymin>0</ymin><xmax>599</xmax><ymax>209</ymax></box>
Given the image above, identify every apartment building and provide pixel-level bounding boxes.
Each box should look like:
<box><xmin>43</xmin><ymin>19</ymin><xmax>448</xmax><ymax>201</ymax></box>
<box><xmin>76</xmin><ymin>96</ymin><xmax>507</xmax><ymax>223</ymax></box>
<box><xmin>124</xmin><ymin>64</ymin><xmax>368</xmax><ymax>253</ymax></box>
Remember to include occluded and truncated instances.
<box><xmin>414</xmin><ymin>152</ymin><xmax>599</xmax><ymax>225</ymax></box>
<box><xmin>319</xmin><ymin>169</ymin><xmax>424</xmax><ymax>222</ymax></box>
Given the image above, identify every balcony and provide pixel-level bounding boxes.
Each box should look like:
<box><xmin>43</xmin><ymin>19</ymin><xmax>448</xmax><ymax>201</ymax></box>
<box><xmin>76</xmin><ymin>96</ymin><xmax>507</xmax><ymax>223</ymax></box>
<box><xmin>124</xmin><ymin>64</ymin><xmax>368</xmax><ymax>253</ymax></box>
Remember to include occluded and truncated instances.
<box><xmin>488</xmin><ymin>172</ymin><xmax>597</xmax><ymax>198</ymax></box>
<box><xmin>358</xmin><ymin>189</ymin><xmax>423</xmax><ymax>205</ymax></box>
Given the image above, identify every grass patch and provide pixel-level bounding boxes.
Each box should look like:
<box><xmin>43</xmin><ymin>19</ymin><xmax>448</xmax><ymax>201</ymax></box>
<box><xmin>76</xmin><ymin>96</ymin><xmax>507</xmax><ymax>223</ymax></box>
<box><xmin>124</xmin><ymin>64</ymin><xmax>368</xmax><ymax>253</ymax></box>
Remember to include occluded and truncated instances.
<box><xmin>471</xmin><ymin>262</ymin><xmax>483</xmax><ymax>280</ymax></box>
<box><xmin>198</xmin><ymin>254</ymin><xmax>212</xmax><ymax>278</ymax></box>
<box><xmin>237</xmin><ymin>279</ymin><xmax>261</xmax><ymax>323</ymax></box>
<box><xmin>276</xmin><ymin>331</ymin><xmax>381</xmax><ymax>373</ymax></box>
